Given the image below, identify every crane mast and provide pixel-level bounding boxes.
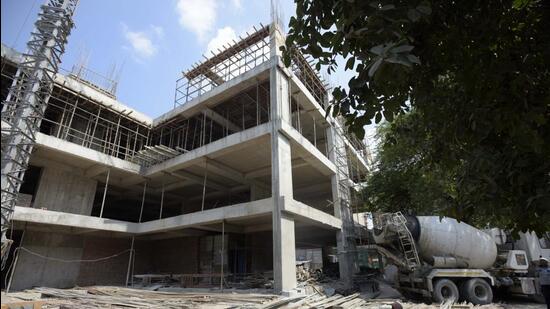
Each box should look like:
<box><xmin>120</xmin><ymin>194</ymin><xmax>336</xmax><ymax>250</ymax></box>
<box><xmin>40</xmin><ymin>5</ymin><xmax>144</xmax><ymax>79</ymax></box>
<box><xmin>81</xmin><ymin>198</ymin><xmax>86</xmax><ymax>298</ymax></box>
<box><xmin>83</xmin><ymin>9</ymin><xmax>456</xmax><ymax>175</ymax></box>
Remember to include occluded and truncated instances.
<box><xmin>1</xmin><ymin>0</ymin><xmax>79</xmax><ymax>260</ymax></box>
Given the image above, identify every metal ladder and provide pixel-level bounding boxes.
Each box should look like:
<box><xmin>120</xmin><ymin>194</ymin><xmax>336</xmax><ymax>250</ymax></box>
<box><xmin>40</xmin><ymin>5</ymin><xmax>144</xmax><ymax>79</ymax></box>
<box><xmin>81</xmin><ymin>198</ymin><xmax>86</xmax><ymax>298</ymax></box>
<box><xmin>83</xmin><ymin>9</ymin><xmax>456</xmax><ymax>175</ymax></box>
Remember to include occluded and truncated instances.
<box><xmin>393</xmin><ymin>212</ymin><xmax>421</xmax><ymax>270</ymax></box>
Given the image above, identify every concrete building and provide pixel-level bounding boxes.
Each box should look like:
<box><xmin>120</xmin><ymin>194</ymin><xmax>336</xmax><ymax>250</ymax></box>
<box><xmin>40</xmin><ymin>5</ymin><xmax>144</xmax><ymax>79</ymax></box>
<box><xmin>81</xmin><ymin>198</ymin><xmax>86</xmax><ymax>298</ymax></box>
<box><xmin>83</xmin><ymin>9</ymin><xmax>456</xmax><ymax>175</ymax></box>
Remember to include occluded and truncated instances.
<box><xmin>1</xmin><ymin>22</ymin><xmax>370</xmax><ymax>294</ymax></box>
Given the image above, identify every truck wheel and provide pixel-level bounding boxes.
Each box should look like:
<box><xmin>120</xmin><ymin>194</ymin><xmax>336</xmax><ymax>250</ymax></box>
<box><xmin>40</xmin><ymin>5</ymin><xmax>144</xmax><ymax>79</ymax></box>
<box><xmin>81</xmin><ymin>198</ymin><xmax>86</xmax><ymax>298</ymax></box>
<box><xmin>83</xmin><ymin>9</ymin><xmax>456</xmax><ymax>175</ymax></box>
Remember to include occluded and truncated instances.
<box><xmin>462</xmin><ymin>278</ymin><xmax>493</xmax><ymax>305</ymax></box>
<box><xmin>433</xmin><ymin>279</ymin><xmax>459</xmax><ymax>303</ymax></box>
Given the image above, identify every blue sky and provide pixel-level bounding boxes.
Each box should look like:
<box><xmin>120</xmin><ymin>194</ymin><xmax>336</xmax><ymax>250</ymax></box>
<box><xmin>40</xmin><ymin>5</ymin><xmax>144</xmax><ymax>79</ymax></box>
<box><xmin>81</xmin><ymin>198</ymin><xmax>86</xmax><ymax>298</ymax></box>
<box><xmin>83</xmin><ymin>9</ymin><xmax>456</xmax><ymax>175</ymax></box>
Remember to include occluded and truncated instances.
<box><xmin>1</xmin><ymin>0</ymin><xmax>295</xmax><ymax>117</ymax></box>
<box><xmin>2</xmin><ymin>0</ymin><xmax>377</xmax><ymax>144</ymax></box>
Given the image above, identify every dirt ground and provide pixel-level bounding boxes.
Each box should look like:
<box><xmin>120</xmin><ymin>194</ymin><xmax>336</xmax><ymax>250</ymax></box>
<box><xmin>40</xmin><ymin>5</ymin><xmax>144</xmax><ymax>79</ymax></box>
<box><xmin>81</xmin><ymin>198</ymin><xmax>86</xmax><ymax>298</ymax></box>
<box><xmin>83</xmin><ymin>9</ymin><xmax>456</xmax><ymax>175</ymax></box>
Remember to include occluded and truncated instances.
<box><xmin>1</xmin><ymin>287</ymin><xmax>546</xmax><ymax>308</ymax></box>
<box><xmin>399</xmin><ymin>299</ymin><xmax>545</xmax><ymax>309</ymax></box>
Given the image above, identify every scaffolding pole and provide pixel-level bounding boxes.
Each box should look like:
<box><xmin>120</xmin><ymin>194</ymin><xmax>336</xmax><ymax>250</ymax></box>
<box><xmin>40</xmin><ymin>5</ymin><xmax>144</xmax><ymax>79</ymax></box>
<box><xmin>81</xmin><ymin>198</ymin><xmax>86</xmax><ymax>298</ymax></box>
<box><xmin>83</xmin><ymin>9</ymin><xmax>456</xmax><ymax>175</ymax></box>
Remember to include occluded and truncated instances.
<box><xmin>99</xmin><ymin>169</ymin><xmax>110</xmax><ymax>218</ymax></box>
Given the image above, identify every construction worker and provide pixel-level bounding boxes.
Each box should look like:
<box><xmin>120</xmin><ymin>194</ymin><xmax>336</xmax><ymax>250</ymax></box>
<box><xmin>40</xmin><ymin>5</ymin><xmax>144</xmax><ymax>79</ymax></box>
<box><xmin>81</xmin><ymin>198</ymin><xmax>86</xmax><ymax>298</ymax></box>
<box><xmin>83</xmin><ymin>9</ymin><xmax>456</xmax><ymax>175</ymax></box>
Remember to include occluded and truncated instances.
<box><xmin>539</xmin><ymin>257</ymin><xmax>550</xmax><ymax>308</ymax></box>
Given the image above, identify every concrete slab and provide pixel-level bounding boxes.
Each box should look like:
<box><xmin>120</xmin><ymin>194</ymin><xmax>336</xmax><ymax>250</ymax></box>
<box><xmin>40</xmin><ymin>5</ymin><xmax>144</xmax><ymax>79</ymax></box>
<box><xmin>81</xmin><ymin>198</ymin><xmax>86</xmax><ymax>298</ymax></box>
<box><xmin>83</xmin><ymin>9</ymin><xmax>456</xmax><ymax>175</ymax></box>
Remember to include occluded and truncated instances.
<box><xmin>280</xmin><ymin>121</ymin><xmax>336</xmax><ymax>176</ymax></box>
<box><xmin>35</xmin><ymin>133</ymin><xmax>141</xmax><ymax>175</ymax></box>
<box><xmin>144</xmin><ymin>123</ymin><xmax>271</xmax><ymax>176</ymax></box>
<box><xmin>12</xmin><ymin>206</ymin><xmax>138</xmax><ymax>234</ymax></box>
<box><xmin>285</xmin><ymin>200</ymin><xmax>342</xmax><ymax>230</ymax></box>
<box><xmin>138</xmin><ymin>198</ymin><xmax>273</xmax><ymax>234</ymax></box>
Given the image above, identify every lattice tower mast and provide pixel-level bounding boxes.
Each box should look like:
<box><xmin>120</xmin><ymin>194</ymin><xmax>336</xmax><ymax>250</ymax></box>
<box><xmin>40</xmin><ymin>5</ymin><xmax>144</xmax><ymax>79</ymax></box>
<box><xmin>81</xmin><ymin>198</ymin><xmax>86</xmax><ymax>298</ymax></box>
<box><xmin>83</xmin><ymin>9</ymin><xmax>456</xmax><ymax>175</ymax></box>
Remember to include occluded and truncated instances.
<box><xmin>1</xmin><ymin>0</ymin><xmax>79</xmax><ymax>259</ymax></box>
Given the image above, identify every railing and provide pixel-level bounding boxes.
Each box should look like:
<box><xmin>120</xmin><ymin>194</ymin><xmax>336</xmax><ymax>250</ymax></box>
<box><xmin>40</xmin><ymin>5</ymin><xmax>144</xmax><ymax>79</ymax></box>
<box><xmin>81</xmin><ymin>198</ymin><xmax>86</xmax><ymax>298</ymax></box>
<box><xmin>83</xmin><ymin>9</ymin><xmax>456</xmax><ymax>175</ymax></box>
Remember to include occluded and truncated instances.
<box><xmin>61</xmin><ymin>64</ymin><xmax>118</xmax><ymax>98</ymax></box>
<box><xmin>174</xmin><ymin>25</ymin><xmax>270</xmax><ymax>107</ymax></box>
<box><xmin>290</xmin><ymin>49</ymin><xmax>328</xmax><ymax>108</ymax></box>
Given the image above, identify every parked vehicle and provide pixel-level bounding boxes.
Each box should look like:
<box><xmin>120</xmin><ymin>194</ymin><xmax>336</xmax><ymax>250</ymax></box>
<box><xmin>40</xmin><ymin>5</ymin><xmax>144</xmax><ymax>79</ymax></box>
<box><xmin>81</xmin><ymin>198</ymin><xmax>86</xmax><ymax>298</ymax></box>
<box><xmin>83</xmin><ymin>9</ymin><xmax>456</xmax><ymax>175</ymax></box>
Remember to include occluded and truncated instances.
<box><xmin>360</xmin><ymin>212</ymin><xmax>550</xmax><ymax>304</ymax></box>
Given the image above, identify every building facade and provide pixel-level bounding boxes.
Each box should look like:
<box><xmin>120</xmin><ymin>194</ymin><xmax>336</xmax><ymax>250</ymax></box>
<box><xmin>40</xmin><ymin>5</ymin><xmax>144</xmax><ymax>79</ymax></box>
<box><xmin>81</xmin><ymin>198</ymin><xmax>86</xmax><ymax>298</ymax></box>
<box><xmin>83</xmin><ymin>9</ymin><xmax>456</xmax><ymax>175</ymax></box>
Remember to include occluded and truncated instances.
<box><xmin>1</xmin><ymin>23</ymin><xmax>370</xmax><ymax>293</ymax></box>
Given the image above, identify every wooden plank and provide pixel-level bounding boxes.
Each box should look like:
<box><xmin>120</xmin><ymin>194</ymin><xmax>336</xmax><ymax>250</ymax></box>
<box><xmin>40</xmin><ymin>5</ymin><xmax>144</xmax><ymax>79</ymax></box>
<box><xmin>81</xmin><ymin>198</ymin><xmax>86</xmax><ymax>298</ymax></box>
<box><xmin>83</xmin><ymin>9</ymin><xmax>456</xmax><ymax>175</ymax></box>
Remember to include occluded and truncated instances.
<box><xmin>308</xmin><ymin>294</ymin><xmax>341</xmax><ymax>307</ymax></box>
<box><xmin>319</xmin><ymin>293</ymin><xmax>359</xmax><ymax>309</ymax></box>
<box><xmin>1</xmin><ymin>300</ymin><xmax>45</xmax><ymax>309</ymax></box>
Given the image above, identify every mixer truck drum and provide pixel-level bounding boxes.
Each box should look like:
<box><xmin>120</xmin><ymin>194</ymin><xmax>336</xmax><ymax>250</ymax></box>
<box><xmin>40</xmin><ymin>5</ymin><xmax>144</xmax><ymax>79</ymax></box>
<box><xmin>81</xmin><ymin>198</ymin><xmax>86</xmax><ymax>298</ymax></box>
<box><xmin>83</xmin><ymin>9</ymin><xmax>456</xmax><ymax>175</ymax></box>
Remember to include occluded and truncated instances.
<box><xmin>404</xmin><ymin>215</ymin><xmax>421</xmax><ymax>241</ymax></box>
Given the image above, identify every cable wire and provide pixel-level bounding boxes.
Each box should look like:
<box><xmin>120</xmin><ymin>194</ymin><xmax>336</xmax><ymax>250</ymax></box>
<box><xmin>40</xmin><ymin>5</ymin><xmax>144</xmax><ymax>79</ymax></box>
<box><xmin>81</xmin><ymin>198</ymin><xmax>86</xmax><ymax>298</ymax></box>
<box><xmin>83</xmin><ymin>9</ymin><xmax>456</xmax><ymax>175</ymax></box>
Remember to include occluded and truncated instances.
<box><xmin>17</xmin><ymin>247</ymin><xmax>132</xmax><ymax>263</ymax></box>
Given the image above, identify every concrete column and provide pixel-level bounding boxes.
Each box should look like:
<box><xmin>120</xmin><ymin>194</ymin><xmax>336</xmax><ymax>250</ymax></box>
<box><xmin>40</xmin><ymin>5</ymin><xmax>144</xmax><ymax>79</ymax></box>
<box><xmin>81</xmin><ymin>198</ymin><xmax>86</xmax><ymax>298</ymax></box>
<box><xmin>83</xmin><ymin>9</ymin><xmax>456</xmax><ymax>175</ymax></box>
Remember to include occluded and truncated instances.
<box><xmin>270</xmin><ymin>30</ymin><xmax>297</xmax><ymax>292</ymax></box>
<box><xmin>326</xmin><ymin>124</ymin><xmax>358</xmax><ymax>287</ymax></box>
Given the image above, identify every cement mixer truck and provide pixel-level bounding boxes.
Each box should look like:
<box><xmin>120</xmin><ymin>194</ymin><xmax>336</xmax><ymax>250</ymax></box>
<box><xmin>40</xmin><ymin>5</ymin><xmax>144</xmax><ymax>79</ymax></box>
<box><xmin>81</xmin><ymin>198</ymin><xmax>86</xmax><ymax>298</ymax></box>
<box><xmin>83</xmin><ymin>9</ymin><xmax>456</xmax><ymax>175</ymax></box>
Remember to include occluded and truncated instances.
<box><xmin>360</xmin><ymin>212</ymin><xmax>549</xmax><ymax>304</ymax></box>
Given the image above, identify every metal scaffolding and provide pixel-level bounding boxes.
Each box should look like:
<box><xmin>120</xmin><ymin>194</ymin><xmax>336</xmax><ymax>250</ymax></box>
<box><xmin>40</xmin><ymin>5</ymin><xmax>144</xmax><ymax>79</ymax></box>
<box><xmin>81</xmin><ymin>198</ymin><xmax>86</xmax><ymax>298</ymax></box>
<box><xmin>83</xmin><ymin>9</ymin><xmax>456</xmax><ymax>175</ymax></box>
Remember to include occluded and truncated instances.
<box><xmin>1</xmin><ymin>0</ymin><xmax>78</xmax><ymax>259</ymax></box>
<box><xmin>149</xmin><ymin>81</ymin><xmax>271</xmax><ymax>167</ymax></box>
<box><xmin>39</xmin><ymin>84</ymin><xmax>150</xmax><ymax>160</ymax></box>
<box><xmin>175</xmin><ymin>25</ymin><xmax>271</xmax><ymax>107</ymax></box>
<box><xmin>290</xmin><ymin>50</ymin><xmax>329</xmax><ymax>108</ymax></box>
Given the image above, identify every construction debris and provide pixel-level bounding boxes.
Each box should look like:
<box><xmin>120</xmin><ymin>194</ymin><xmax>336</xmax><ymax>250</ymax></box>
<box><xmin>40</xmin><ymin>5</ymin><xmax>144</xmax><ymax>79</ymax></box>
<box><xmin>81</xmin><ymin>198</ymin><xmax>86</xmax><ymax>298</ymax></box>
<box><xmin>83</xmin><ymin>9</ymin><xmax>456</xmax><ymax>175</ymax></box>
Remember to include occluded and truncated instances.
<box><xmin>2</xmin><ymin>286</ymin><xmax>279</xmax><ymax>309</ymax></box>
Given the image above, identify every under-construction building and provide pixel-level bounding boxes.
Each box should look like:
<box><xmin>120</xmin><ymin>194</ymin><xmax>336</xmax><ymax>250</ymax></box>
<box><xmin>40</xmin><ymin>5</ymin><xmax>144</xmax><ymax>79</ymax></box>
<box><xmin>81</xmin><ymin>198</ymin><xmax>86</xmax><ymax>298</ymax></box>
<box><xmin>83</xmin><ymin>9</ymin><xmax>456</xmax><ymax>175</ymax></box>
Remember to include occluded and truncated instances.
<box><xmin>1</xmin><ymin>19</ymin><xmax>371</xmax><ymax>293</ymax></box>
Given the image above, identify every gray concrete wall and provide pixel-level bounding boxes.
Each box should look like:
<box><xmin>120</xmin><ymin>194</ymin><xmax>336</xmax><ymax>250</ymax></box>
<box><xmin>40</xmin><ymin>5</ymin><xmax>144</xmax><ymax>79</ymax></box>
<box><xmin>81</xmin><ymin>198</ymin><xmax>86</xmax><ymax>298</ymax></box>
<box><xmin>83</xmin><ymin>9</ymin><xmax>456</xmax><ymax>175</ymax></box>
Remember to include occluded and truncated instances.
<box><xmin>77</xmin><ymin>236</ymin><xmax>133</xmax><ymax>286</ymax></box>
<box><xmin>34</xmin><ymin>166</ymin><xmax>97</xmax><ymax>215</ymax></box>
<box><xmin>151</xmin><ymin>237</ymin><xmax>199</xmax><ymax>274</ymax></box>
<box><xmin>246</xmin><ymin>231</ymin><xmax>273</xmax><ymax>272</ymax></box>
<box><xmin>10</xmin><ymin>231</ymin><xmax>84</xmax><ymax>291</ymax></box>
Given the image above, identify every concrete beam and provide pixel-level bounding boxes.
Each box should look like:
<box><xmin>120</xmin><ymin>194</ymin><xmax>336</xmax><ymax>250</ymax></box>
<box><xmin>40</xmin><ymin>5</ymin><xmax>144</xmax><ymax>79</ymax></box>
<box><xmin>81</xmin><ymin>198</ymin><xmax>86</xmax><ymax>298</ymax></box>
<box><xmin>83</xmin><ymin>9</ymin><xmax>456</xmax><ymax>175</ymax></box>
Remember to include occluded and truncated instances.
<box><xmin>187</xmin><ymin>184</ymin><xmax>249</xmax><ymax>202</ymax></box>
<box><xmin>143</xmin><ymin>229</ymin><xmax>209</xmax><ymax>240</ymax></box>
<box><xmin>161</xmin><ymin>179</ymin><xmax>195</xmax><ymax>192</ymax></box>
<box><xmin>244</xmin><ymin>158</ymin><xmax>308</xmax><ymax>180</ymax></box>
<box><xmin>204</xmin><ymin>159</ymin><xmax>246</xmax><ymax>183</ymax></box>
<box><xmin>84</xmin><ymin>165</ymin><xmax>108</xmax><ymax>178</ymax></box>
<box><xmin>205</xmin><ymin>158</ymin><xmax>270</xmax><ymax>192</ymax></box>
<box><xmin>169</xmin><ymin>170</ymin><xmax>227</xmax><ymax>191</ymax></box>
<box><xmin>285</xmin><ymin>200</ymin><xmax>342</xmax><ymax>230</ymax></box>
<box><xmin>201</xmin><ymin>108</ymin><xmax>240</xmax><ymax>132</ymax></box>
<box><xmin>195</xmin><ymin>222</ymin><xmax>244</xmax><ymax>234</ymax></box>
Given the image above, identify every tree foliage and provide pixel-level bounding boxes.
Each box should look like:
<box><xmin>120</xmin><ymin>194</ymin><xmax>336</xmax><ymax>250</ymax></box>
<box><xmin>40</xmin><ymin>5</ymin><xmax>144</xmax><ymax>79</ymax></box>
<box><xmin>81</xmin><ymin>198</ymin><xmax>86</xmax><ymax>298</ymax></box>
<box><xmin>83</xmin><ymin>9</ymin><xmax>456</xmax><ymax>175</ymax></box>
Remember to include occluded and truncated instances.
<box><xmin>283</xmin><ymin>0</ymin><xmax>550</xmax><ymax>233</ymax></box>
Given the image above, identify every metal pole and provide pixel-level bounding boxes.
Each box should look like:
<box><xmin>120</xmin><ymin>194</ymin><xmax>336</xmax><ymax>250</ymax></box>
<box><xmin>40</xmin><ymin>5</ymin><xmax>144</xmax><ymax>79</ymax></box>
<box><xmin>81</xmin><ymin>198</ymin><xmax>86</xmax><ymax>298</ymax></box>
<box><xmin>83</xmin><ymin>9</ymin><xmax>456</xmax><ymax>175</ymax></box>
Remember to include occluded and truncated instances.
<box><xmin>63</xmin><ymin>97</ymin><xmax>78</xmax><ymax>139</ymax></box>
<box><xmin>56</xmin><ymin>103</ymin><xmax>67</xmax><ymax>138</ymax></box>
<box><xmin>138</xmin><ymin>181</ymin><xmax>147</xmax><ymax>223</ymax></box>
<box><xmin>256</xmin><ymin>81</ymin><xmax>259</xmax><ymax>125</ymax></box>
<box><xmin>112</xmin><ymin>114</ymin><xmax>122</xmax><ymax>157</ymax></box>
<box><xmin>125</xmin><ymin>236</ymin><xmax>135</xmax><ymax>287</ymax></box>
<box><xmin>209</xmin><ymin>118</ymin><xmax>213</xmax><ymax>143</ymax></box>
<box><xmin>201</xmin><ymin>161</ymin><xmax>208</xmax><ymax>211</ymax></box>
<box><xmin>99</xmin><ymin>169</ymin><xmax>110</xmax><ymax>218</ymax></box>
<box><xmin>159</xmin><ymin>183</ymin><xmax>165</xmax><ymax>219</ymax></box>
<box><xmin>88</xmin><ymin>106</ymin><xmax>101</xmax><ymax>148</ymax></box>
<box><xmin>313</xmin><ymin>115</ymin><xmax>317</xmax><ymax>148</ymax></box>
<box><xmin>220</xmin><ymin>220</ymin><xmax>224</xmax><ymax>291</ymax></box>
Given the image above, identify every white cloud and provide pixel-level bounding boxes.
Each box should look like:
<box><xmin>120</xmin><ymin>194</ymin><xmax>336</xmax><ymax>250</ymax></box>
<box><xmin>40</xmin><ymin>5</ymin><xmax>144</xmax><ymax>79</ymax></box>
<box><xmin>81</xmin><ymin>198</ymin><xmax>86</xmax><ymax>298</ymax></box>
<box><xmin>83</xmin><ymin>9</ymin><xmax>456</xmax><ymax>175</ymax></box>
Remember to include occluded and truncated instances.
<box><xmin>176</xmin><ymin>0</ymin><xmax>217</xmax><ymax>41</ymax></box>
<box><xmin>121</xmin><ymin>23</ymin><xmax>158</xmax><ymax>59</ymax></box>
<box><xmin>206</xmin><ymin>26</ymin><xmax>237</xmax><ymax>54</ymax></box>
<box><xmin>151</xmin><ymin>25</ymin><xmax>164</xmax><ymax>38</ymax></box>
<box><xmin>231</xmin><ymin>0</ymin><xmax>242</xmax><ymax>10</ymax></box>
<box><xmin>125</xmin><ymin>31</ymin><xmax>157</xmax><ymax>58</ymax></box>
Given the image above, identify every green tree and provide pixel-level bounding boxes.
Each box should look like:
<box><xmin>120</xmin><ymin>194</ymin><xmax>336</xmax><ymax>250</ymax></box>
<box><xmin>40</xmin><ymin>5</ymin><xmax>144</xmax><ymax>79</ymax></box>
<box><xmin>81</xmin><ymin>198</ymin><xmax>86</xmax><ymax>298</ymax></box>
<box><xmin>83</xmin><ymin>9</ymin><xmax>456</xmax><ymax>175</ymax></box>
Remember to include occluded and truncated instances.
<box><xmin>282</xmin><ymin>0</ymin><xmax>550</xmax><ymax>233</ymax></box>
